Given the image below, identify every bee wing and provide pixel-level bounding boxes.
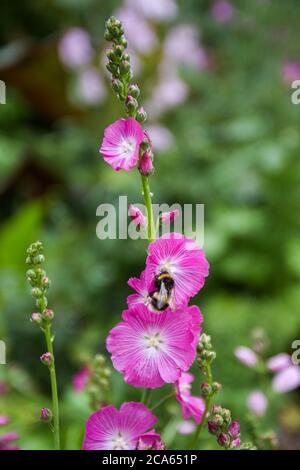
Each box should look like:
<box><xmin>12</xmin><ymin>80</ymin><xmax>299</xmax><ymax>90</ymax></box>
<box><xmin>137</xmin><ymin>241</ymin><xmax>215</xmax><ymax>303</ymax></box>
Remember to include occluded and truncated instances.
<box><xmin>168</xmin><ymin>288</ymin><xmax>176</xmax><ymax>311</ymax></box>
<box><xmin>156</xmin><ymin>283</ymin><xmax>169</xmax><ymax>310</ymax></box>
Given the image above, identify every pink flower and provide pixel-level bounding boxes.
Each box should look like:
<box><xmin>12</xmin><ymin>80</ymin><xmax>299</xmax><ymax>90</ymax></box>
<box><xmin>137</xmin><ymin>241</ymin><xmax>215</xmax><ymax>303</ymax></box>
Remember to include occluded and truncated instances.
<box><xmin>72</xmin><ymin>366</ymin><xmax>90</xmax><ymax>393</ymax></box>
<box><xmin>272</xmin><ymin>365</ymin><xmax>300</xmax><ymax>393</ymax></box>
<box><xmin>136</xmin><ymin>430</ymin><xmax>165</xmax><ymax>450</ymax></box>
<box><xmin>161</xmin><ymin>210</ymin><xmax>180</xmax><ymax>225</ymax></box>
<box><xmin>176</xmin><ymin>420</ymin><xmax>195</xmax><ymax>435</ymax></box>
<box><xmin>231</xmin><ymin>438</ymin><xmax>241</xmax><ymax>448</ymax></box>
<box><xmin>127</xmin><ymin>271</ymin><xmax>153</xmax><ymax>308</ymax></box>
<box><xmin>211</xmin><ymin>1</ymin><xmax>234</xmax><ymax>24</ymax></box>
<box><xmin>0</xmin><ymin>432</ymin><xmax>19</xmax><ymax>449</ymax></box>
<box><xmin>145</xmin><ymin>233</ymin><xmax>209</xmax><ymax>309</ymax></box>
<box><xmin>76</xmin><ymin>68</ymin><xmax>106</xmax><ymax>105</ymax></box>
<box><xmin>234</xmin><ymin>346</ymin><xmax>258</xmax><ymax>368</ymax></box>
<box><xmin>83</xmin><ymin>402</ymin><xmax>156</xmax><ymax>450</ymax></box>
<box><xmin>126</xmin><ymin>0</ymin><xmax>177</xmax><ymax>21</ymax></box>
<box><xmin>163</xmin><ymin>25</ymin><xmax>208</xmax><ymax>70</ymax></box>
<box><xmin>247</xmin><ymin>390</ymin><xmax>268</xmax><ymax>417</ymax></box>
<box><xmin>267</xmin><ymin>353</ymin><xmax>291</xmax><ymax>372</ymax></box>
<box><xmin>128</xmin><ymin>205</ymin><xmax>147</xmax><ymax>227</ymax></box>
<box><xmin>106</xmin><ymin>303</ymin><xmax>202</xmax><ymax>388</ymax></box>
<box><xmin>0</xmin><ymin>416</ymin><xmax>10</xmax><ymax>426</ymax></box>
<box><xmin>175</xmin><ymin>373</ymin><xmax>205</xmax><ymax>424</ymax></box>
<box><xmin>145</xmin><ymin>125</ymin><xmax>174</xmax><ymax>152</ymax></box>
<box><xmin>58</xmin><ymin>27</ymin><xmax>93</xmax><ymax>69</ymax></box>
<box><xmin>116</xmin><ymin>8</ymin><xmax>157</xmax><ymax>54</ymax></box>
<box><xmin>281</xmin><ymin>61</ymin><xmax>300</xmax><ymax>83</ymax></box>
<box><xmin>100</xmin><ymin>118</ymin><xmax>144</xmax><ymax>171</ymax></box>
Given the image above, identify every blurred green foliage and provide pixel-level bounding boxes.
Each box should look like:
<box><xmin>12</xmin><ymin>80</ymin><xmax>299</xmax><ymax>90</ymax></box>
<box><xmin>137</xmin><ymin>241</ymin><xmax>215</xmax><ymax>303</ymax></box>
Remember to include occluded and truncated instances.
<box><xmin>0</xmin><ymin>0</ymin><xmax>300</xmax><ymax>450</ymax></box>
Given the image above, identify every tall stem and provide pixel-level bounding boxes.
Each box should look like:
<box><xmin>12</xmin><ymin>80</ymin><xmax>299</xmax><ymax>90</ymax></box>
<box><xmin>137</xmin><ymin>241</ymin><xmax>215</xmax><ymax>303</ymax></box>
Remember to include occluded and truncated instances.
<box><xmin>44</xmin><ymin>323</ymin><xmax>60</xmax><ymax>450</ymax></box>
<box><xmin>141</xmin><ymin>174</ymin><xmax>155</xmax><ymax>242</ymax></box>
<box><xmin>142</xmin><ymin>388</ymin><xmax>153</xmax><ymax>407</ymax></box>
<box><xmin>190</xmin><ymin>362</ymin><xmax>213</xmax><ymax>449</ymax></box>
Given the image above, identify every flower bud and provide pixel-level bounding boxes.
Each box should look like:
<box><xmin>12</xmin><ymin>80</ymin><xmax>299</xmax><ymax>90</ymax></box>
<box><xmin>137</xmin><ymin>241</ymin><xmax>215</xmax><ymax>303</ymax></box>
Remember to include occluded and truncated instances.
<box><xmin>33</xmin><ymin>254</ymin><xmax>45</xmax><ymax>265</ymax></box>
<box><xmin>31</xmin><ymin>313</ymin><xmax>42</xmax><ymax>325</ymax></box>
<box><xmin>128</xmin><ymin>84</ymin><xmax>140</xmax><ymax>99</ymax></box>
<box><xmin>40</xmin><ymin>408</ymin><xmax>52</xmax><ymax>422</ymax></box>
<box><xmin>212</xmin><ymin>404</ymin><xmax>222</xmax><ymax>414</ymax></box>
<box><xmin>217</xmin><ymin>432</ymin><xmax>229</xmax><ymax>447</ymax></box>
<box><xmin>120</xmin><ymin>36</ymin><xmax>128</xmax><ymax>48</ymax></box>
<box><xmin>200</xmin><ymin>382</ymin><xmax>211</xmax><ymax>396</ymax></box>
<box><xmin>125</xmin><ymin>95</ymin><xmax>138</xmax><ymax>113</ymax></box>
<box><xmin>31</xmin><ymin>287</ymin><xmax>42</xmax><ymax>298</ymax></box>
<box><xmin>104</xmin><ymin>30</ymin><xmax>113</xmax><ymax>41</ymax></box>
<box><xmin>212</xmin><ymin>381</ymin><xmax>222</xmax><ymax>393</ymax></box>
<box><xmin>120</xmin><ymin>60</ymin><xmax>130</xmax><ymax>75</ymax></box>
<box><xmin>228</xmin><ymin>420</ymin><xmax>240</xmax><ymax>438</ymax></box>
<box><xmin>26</xmin><ymin>269</ymin><xmax>36</xmax><ymax>280</ymax></box>
<box><xmin>106</xmin><ymin>61</ymin><xmax>119</xmax><ymax>76</ymax></box>
<box><xmin>208</xmin><ymin>420</ymin><xmax>219</xmax><ymax>434</ymax></box>
<box><xmin>107</xmin><ymin>49</ymin><xmax>116</xmax><ymax>62</ymax></box>
<box><xmin>136</xmin><ymin>107</ymin><xmax>147</xmax><ymax>123</ymax></box>
<box><xmin>114</xmin><ymin>45</ymin><xmax>124</xmax><ymax>58</ymax></box>
<box><xmin>138</xmin><ymin>151</ymin><xmax>154</xmax><ymax>176</ymax></box>
<box><xmin>212</xmin><ymin>414</ymin><xmax>224</xmax><ymax>426</ymax></box>
<box><xmin>40</xmin><ymin>352</ymin><xmax>53</xmax><ymax>367</ymax></box>
<box><xmin>42</xmin><ymin>276</ymin><xmax>50</xmax><ymax>289</ymax></box>
<box><xmin>42</xmin><ymin>309</ymin><xmax>54</xmax><ymax>321</ymax></box>
<box><xmin>36</xmin><ymin>296</ymin><xmax>48</xmax><ymax>310</ymax></box>
<box><xmin>112</xmin><ymin>79</ymin><xmax>123</xmax><ymax>94</ymax></box>
<box><xmin>231</xmin><ymin>438</ymin><xmax>241</xmax><ymax>448</ymax></box>
<box><xmin>221</xmin><ymin>408</ymin><xmax>231</xmax><ymax>425</ymax></box>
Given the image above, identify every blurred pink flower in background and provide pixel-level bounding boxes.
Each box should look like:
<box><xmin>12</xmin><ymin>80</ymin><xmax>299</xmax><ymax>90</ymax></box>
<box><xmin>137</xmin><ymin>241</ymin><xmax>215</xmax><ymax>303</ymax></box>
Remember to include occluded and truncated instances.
<box><xmin>235</xmin><ymin>346</ymin><xmax>258</xmax><ymax>367</ymax></box>
<box><xmin>128</xmin><ymin>204</ymin><xmax>147</xmax><ymax>227</ymax></box>
<box><xmin>76</xmin><ymin>68</ymin><xmax>106</xmax><ymax>105</ymax></box>
<box><xmin>146</xmin><ymin>75</ymin><xmax>188</xmax><ymax>118</ymax></box>
<box><xmin>211</xmin><ymin>0</ymin><xmax>234</xmax><ymax>24</ymax></box>
<box><xmin>0</xmin><ymin>382</ymin><xmax>8</xmax><ymax>395</ymax></box>
<box><xmin>72</xmin><ymin>366</ymin><xmax>90</xmax><ymax>393</ymax></box>
<box><xmin>0</xmin><ymin>431</ymin><xmax>20</xmax><ymax>451</ymax></box>
<box><xmin>267</xmin><ymin>353</ymin><xmax>291</xmax><ymax>372</ymax></box>
<box><xmin>247</xmin><ymin>390</ymin><xmax>268</xmax><ymax>417</ymax></box>
<box><xmin>281</xmin><ymin>61</ymin><xmax>300</xmax><ymax>83</ymax></box>
<box><xmin>272</xmin><ymin>365</ymin><xmax>300</xmax><ymax>393</ymax></box>
<box><xmin>0</xmin><ymin>416</ymin><xmax>10</xmax><ymax>426</ymax></box>
<box><xmin>116</xmin><ymin>7</ymin><xmax>157</xmax><ymax>54</ymax></box>
<box><xmin>125</xmin><ymin>0</ymin><xmax>177</xmax><ymax>21</ymax></box>
<box><xmin>176</xmin><ymin>420</ymin><xmax>196</xmax><ymax>435</ymax></box>
<box><xmin>163</xmin><ymin>25</ymin><xmax>209</xmax><ymax>70</ymax></box>
<box><xmin>58</xmin><ymin>27</ymin><xmax>93</xmax><ymax>69</ymax></box>
<box><xmin>145</xmin><ymin>125</ymin><xmax>174</xmax><ymax>152</ymax></box>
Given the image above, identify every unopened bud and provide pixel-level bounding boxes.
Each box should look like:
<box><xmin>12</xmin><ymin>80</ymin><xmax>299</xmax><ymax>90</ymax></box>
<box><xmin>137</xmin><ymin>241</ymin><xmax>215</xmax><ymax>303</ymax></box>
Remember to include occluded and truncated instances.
<box><xmin>31</xmin><ymin>313</ymin><xmax>42</xmax><ymax>325</ymax></box>
<box><xmin>36</xmin><ymin>296</ymin><xmax>48</xmax><ymax>310</ymax></box>
<box><xmin>138</xmin><ymin>151</ymin><xmax>154</xmax><ymax>176</ymax></box>
<box><xmin>208</xmin><ymin>420</ymin><xmax>219</xmax><ymax>434</ymax></box>
<box><xmin>136</xmin><ymin>107</ymin><xmax>147</xmax><ymax>123</ymax></box>
<box><xmin>40</xmin><ymin>408</ymin><xmax>52</xmax><ymax>422</ymax></box>
<box><xmin>112</xmin><ymin>79</ymin><xmax>123</xmax><ymax>94</ymax></box>
<box><xmin>42</xmin><ymin>309</ymin><xmax>54</xmax><ymax>321</ymax></box>
<box><xmin>231</xmin><ymin>438</ymin><xmax>241</xmax><ymax>448</ymax></box>
<box><xmin>217</xmin><ymin>432</ymin><xmax>229</xmax><ymax>447</ymax></box>
<box><xmin>212</xmin><ymin>404</ymin><xmax>222</xmax><ymax>414</ymax></box>
<box><xmin>33</xmin><ymin>254</ymin><xmax>45</xmax><ymax>265</ymax></box>
<box><xmin>221</xmin><ymin>408</ymin><xmax>231</xmax><ymax>425</ymax></box>
<box><xmin>40</xmin><ymin>352</ymin><xmax>53</xmax><ymax>367</ymax></box>
<box><xmin>212</xmin><ymin>414</ymin><xmax>224</xmax><ymax>426</ymax></box>
<box><xmin>125</xmin><ymin>95</ymin><xmax>138</xmax><ymax>113</ymax></box>
<box><xmin>200</xmin><ymin>382</ymin><xmax>211</xmax><ymax>396</ymax></box>
<box><xmin>120</xmin><ymin>60</ymin><xmax>130</xmax><ymax>75</ymax></box>
<box><xmin>212</xmin><ymin>382</ymin><xmax>222</xmax><ymax>393</ymax></box>
<box><xmin>228</xmin><ymin>420</ymin><xmax>240</xmax><ymax>438</ymax></box>
<box><xmin>128</xmin><ymin>84</ymin><xmax>140</xmax><ymax>99</ymax></box>
<box><xmin>31</xmin><ymin>287</ymin><xmax>42</xmax><ymax>298</ymax></box>
<box><xmin>42</xmin><ymin>276</ymin><xmax>50</xmax><ymax>289</ymax></box>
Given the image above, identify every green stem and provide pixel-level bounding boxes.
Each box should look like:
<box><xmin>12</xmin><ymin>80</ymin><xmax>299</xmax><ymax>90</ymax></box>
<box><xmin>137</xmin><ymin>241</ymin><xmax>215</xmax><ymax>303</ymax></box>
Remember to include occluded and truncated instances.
<box><xmin>141</xmin><ymin>388</ymin><xmax>153</xmax><ymax>407</ymax></box>
<box><xmin>190</xmin><ymin>363</ymin><xmax>213</xmax><ymax>450</ymax></box>
<box><xmin>44</xmin><ymin>323</ymin><xmax>60</xmax><ymax>450</ymax></box>
<box><xmin>151</xmin><ymin>391</ymin><xmax>175</xmax><ymax>411</ymax></box>
<box><xmin>141</xmin><ymin>174</ymin><xmax>155</xmax><ymax>242</ymax></box>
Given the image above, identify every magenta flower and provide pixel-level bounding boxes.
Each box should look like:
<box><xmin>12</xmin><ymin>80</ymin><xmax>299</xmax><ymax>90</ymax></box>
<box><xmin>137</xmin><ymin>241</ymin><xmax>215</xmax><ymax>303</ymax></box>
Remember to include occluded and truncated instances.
<box><xmin>228</xmin><ymin>420</ymin><xmax>240</xmax><ymax>438</ymax></box>
<box><xmin>138</xmin><ymin>151</ymin><xmax>154</xmax><ymax>176</ymax></box>
<box><xmin>83</xmin><ymin>402</ymin><xmax>156</xmax><ymax>450</ymax></box>
<box><xmin>281</xmin><ymin>61</ymin><xmax>300</xmax><ymax>84</ymax></box>
<box><xmin>136</xmin><ymin>430</ymin><xmax>165</xmax><ymax>450</ymax></box>
<box><xmin>58</xmin><ymin>27</ymin><xmax>93</xmax><ymax>69</ymax></box>
<box><xmin>106</xmin><ymin>303</ymin><xmax>202</xmax><ymax>388</ymax></box>
<box><xmin>0</xmin><ymin>431</ymin><xmax>20</xmax><ymax>451</ymax></box>
<box><xmin>145</xmin><ymin>233</ymin><xmax>209</xmax><ymax>308</ymax></box>
<box><xmin>72</xmin><ymin>366</ymin><xmax>90</xmax><ymax>393</ymax></box>
<box><xmin>0</xmin><ymin>416</ymin><xmax>10</xmax><ymax>426</ymax></box>
<box><xmin>128</xmin><ymin>205</ymin><xmax>147</xmax><ymax>227</ymax></box>
<box><xmin>267</xmin><ymin>353</ymin><xmax>291</xmax><ymax>372</ymax></box>
<box><xmin>247</xmin><ymin>390</ymin><xmax>268</xmax><ymax>417</ymax></box>
<box><xmin>161</xmin><ymin>210</ymin><xmax>180</xmax><ymax>225</ymax></box>
<box><xmin>100</xmin><ymin>118</ymin><xmax>144</xmax><ymax>171</ymax></box>
<box><xmin>127</xmin><ymin>271</ymin><xmax>153</xmax><ymax>308</ymax></box>
<box><xmin>272</xmin><ymin>365</ymin><xmax>300</xmax><ymax>393</ymax></box>
<box><xmin>211</xmin><ymin>1</ymin><xmax>234</xmax><ymax>24</ymax></box>
<box><xmin>175</xmin><ymin>372</ymin><xmax>205</xmax><ymax>424</ymax></box>
<box><xmin>234</xmin><ymin>346</ymin><xmax>258</xmax><ymax>368</ymax></box>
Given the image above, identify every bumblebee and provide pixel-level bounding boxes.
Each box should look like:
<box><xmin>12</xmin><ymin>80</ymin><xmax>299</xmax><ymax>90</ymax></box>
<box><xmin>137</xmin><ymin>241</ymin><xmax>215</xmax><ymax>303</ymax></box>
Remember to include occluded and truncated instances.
<box><xmin>150</xmin><ymin>271</ymin><xmax>175</xmax><ymax>311</ymax></box>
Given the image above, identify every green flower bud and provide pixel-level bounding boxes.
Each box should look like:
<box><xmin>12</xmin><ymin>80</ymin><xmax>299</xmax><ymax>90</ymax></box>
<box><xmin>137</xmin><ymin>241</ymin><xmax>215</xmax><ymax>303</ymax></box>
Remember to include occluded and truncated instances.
<box><xmin>136</xmin><ymin>107</ymin><xmax>147</xmax><ymax>123</ymax></box>
<box><xmin>125</xmin><ymin>95</ymin><xmax>138</xmax><ymax>113</ymax></box>
<box><xmin>112</xmin><ymin>79</ymin><xmax>123</xmax><ymax>94</ymax></box>
<box><xmin>36</xmin><ymin>296</ymin><xmax>48</xmax><ymax>310</ymax></box>
<box><xmin>33</xmin><ymin>254</ymin><xmax>45</xmax><ymax>265</ymax></box>
<box><xmin>212</xmin><ymin>382</ymin><xmax>222</xmax><ymax>393</ymax></box>
<box><xmin>128</xmin><ymin>84</ymin><xmax>140</xmax><ymax>99</ymax></box>
<box><xmin>120</xmin><ymin>60</ymin><xmax>130</xmax><ymax>75</ymax></box>
<box><xmin>31</xmin><ymin>287</ymin><xmax>42</xmax><ymax>298</ymax></box>
<box><xmin>31</xmin><ymin>313</ymin><xmax>42</xmax><ymax>325</ymax></box>
<box><xmin>200</xmin><ymin>382</ymin><xmax>212</xmax><ymax>396</ymax></box>
<box><xmin>212</xmin><ymin>414</ymin><xmax>224</xmax><ymax>426</ymax></box>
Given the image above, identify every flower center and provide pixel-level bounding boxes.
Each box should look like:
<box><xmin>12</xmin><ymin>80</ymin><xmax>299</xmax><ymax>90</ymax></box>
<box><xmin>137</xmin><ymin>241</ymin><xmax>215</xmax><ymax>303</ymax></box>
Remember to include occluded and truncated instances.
<box><xmin>121</xmin><ymin>138</ymin><xmax>135</xmax><ymax>155</ymax></box>
<box><xmin>112</xmin><ymin>432</ymin><xmax>127</xmax><ymax>450</ymax></box>
<box><xmin>144</xmin><ymin>332</ymin><xmax>163</xmax><ymax>350</ymax></box>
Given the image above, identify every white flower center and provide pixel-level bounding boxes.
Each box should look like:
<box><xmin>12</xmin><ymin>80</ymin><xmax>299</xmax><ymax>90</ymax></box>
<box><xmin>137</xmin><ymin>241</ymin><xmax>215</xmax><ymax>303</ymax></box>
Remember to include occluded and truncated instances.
<box><xmin>112</xmin><ymin>432</ymin><xmax>127</xmax><ymax>450</ymax></box>
<box><xmin>144</xmin><ymin>332</ymin><xmax>163</xmax><ymax>350</ymax></box>
<box><xmin>121</xmin><ymin>138</ymin><xmax>135</xmax><ymax>155</ymax></box>
<box><xmin>158</xmin><ymin>259</ymin><xmax>176</xmax><ymax>275</ymax></box>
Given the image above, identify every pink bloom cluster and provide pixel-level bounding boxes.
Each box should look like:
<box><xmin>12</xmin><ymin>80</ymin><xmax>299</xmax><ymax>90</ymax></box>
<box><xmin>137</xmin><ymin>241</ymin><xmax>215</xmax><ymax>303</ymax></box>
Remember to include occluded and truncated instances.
<box><xmin>0</xmin><ymin>417</ymin><xmax>20</xmax><ymax>451</ymax></box>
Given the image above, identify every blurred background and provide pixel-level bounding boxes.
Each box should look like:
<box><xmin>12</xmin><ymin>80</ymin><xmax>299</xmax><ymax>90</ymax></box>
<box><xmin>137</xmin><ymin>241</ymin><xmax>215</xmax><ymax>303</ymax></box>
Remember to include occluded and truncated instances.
<box><xmin>1</xmin><ymin>0</ymin><xmax>300</xmax><ymax>450</ymax></box>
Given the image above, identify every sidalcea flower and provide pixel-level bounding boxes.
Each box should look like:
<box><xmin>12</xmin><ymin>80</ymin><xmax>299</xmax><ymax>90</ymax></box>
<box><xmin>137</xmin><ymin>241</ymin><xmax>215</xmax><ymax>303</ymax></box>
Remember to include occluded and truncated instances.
<box><xmin>176</xmin><ymin>420</ymin><xmax>195</xmax><ymax>435</ymax></box>
<box><xmin>145</xmin><ymin>233</ymin><xmax>209</xmax><ymax>309</ymax></box>
<box><xmin>83</xmin><ymin>402</ymin><xmax>156</xmax><ymax>450</ymax></box>
<box><xmin>267</xmin><ymin>353</ymin><xmax>291</xmax><ymax>372</ymax></box>
<box><xmin>126</xmin><ymin>0</ymin><xmax>177</xmax><ymax>21</ymax></box>
<box><xmin>161</xmin><ymin>210</ymin><xmax>180</xmax><ymax>225</ymax></box>
<box><xmin>106</xmin><ymin>303</ymin><xmax>202</xmax><ymax>388</ymax></box>
<box><xmin>100</xmin><ymin>118</ymin><xmax>144</xmax><ymax>171</ymax></box>
<box><xmin>247</xmin><ymin>390</ymin><xmax>268</xmax><ymax>417</ymax></box>
<box><xmin>228</xmin><ymin>420</ymin><xmax>240</xmax><ymax>438</ymax></box>
<box><xmin>73</xmin><ymin>366</ymin><xmax>90</xmax><ymax>393</ymax></box>
<box><xmin>272</xmin><ymin>365</ymin><xmax>300</xmax><ymax>393</ymax></box>
<box><xmin>136</xmin><ymin>430</ymin><xmax>165</xmax><ymax>450</ymax></box>
<box><xmin>127</xmin><ymin>270</ymin><xmax>153</xmax><ymax>308</ymax></box>
<box><xmin>234</xmin><ymin>346</ymin><xmax>258</xmax><ymax>368</ymax></box>
<box><xmin>128</xmin><ymin>205</ymin><xmax>147</xmax><ymax>227</ymax></box>
<box><xmin>175</xmin><ymin>372</ymin><xmax>205</xmax><ymax>425</ymax></box>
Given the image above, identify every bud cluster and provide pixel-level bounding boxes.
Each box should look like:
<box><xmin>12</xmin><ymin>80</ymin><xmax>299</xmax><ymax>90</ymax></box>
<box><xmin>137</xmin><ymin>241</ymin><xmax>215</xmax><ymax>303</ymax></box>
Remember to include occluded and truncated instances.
<box><xmin>86</xmin><ymin>354</ymin><xmax>111</xmax><ymax>411</ymax></box>
<box><xmin>104</xmin><ymin>17</ymin><xmax>146</xmax><ymax>123</ymax></box>
<box><xmin>208</xmin><ymin>405</ymin><xmax>241</xmax><ymax>449</ymax></box>
<box><xmin>197</xmin><ymin>333</ymin><xmax>217</xmax><ymax>376</ymax></box>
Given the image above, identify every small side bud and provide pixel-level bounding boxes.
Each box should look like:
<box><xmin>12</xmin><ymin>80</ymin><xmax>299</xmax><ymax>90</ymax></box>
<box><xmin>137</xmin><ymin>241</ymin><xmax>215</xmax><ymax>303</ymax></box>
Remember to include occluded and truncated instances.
<box><xmin>128</xmin><ymin>84</ymin><xmax>140</xmax><ymax>99</ymax></box>
<box><xmin>42</xmin><ymin>309</ymin><xmax>54</xmax><ymax>322</ymax></box>
<box><xmin>112</xmin><ymin>79</ymin><xmax>123</xmax><ymax>94</ymax></box>
<box><xmin>217</xmin><ymin>432</ymin><xmax>230</xmax><ymax>447</ymax></box>
<box><xmin>40</xmin><ymin>352</ymin><xmax>53</xmax><ymax>367</ymax></box>
<box><xmin>228</xmin><ymin>420</ymin><xmax>240</xmax><ymax>438</ymax></box>
<box><xmin>125</xmin><ymin>95</ymin><xmax>138</xmax><ymax>113</ymax></box>
<box><xmin>31</xmin><ymin>287</ymin><xmax>42</xmax><ymax>298</ymax></box>
<box><xmin>208</xmin><ymin>420</ymin><xmax>219</xmax><ymax>434</ymax></box>
<box><xmin>31</xmin><ymin>313</ymin><xmax>42</xmax><ymax>325</ymax></box>
<box><xmin>200</xmin><ymin>382</ymin><xmax>212</xmax><ymax>396</ymax></box>
<box><xmin>212</xmin><ymin>414</ymin><xmax>224</xmax><ymax>426</ymax></box>
<box><xmin>120</xmin><ymin>60</ymin><xmax>130</xmax><ymax>75</ymax></box>
<box><xmin>136</xmin><ymin>107</ymin><xmax>147</xmax><ymax>123</ymax></box>
<box><xmin>212</xmin><ymin>382</ymin><xmax>222</xmax><ymax>393</ymax></box>
<box><xmin>40</xmin><ymin>408</ymin><xmax>52</xmax><ymax>422</ymax></box>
